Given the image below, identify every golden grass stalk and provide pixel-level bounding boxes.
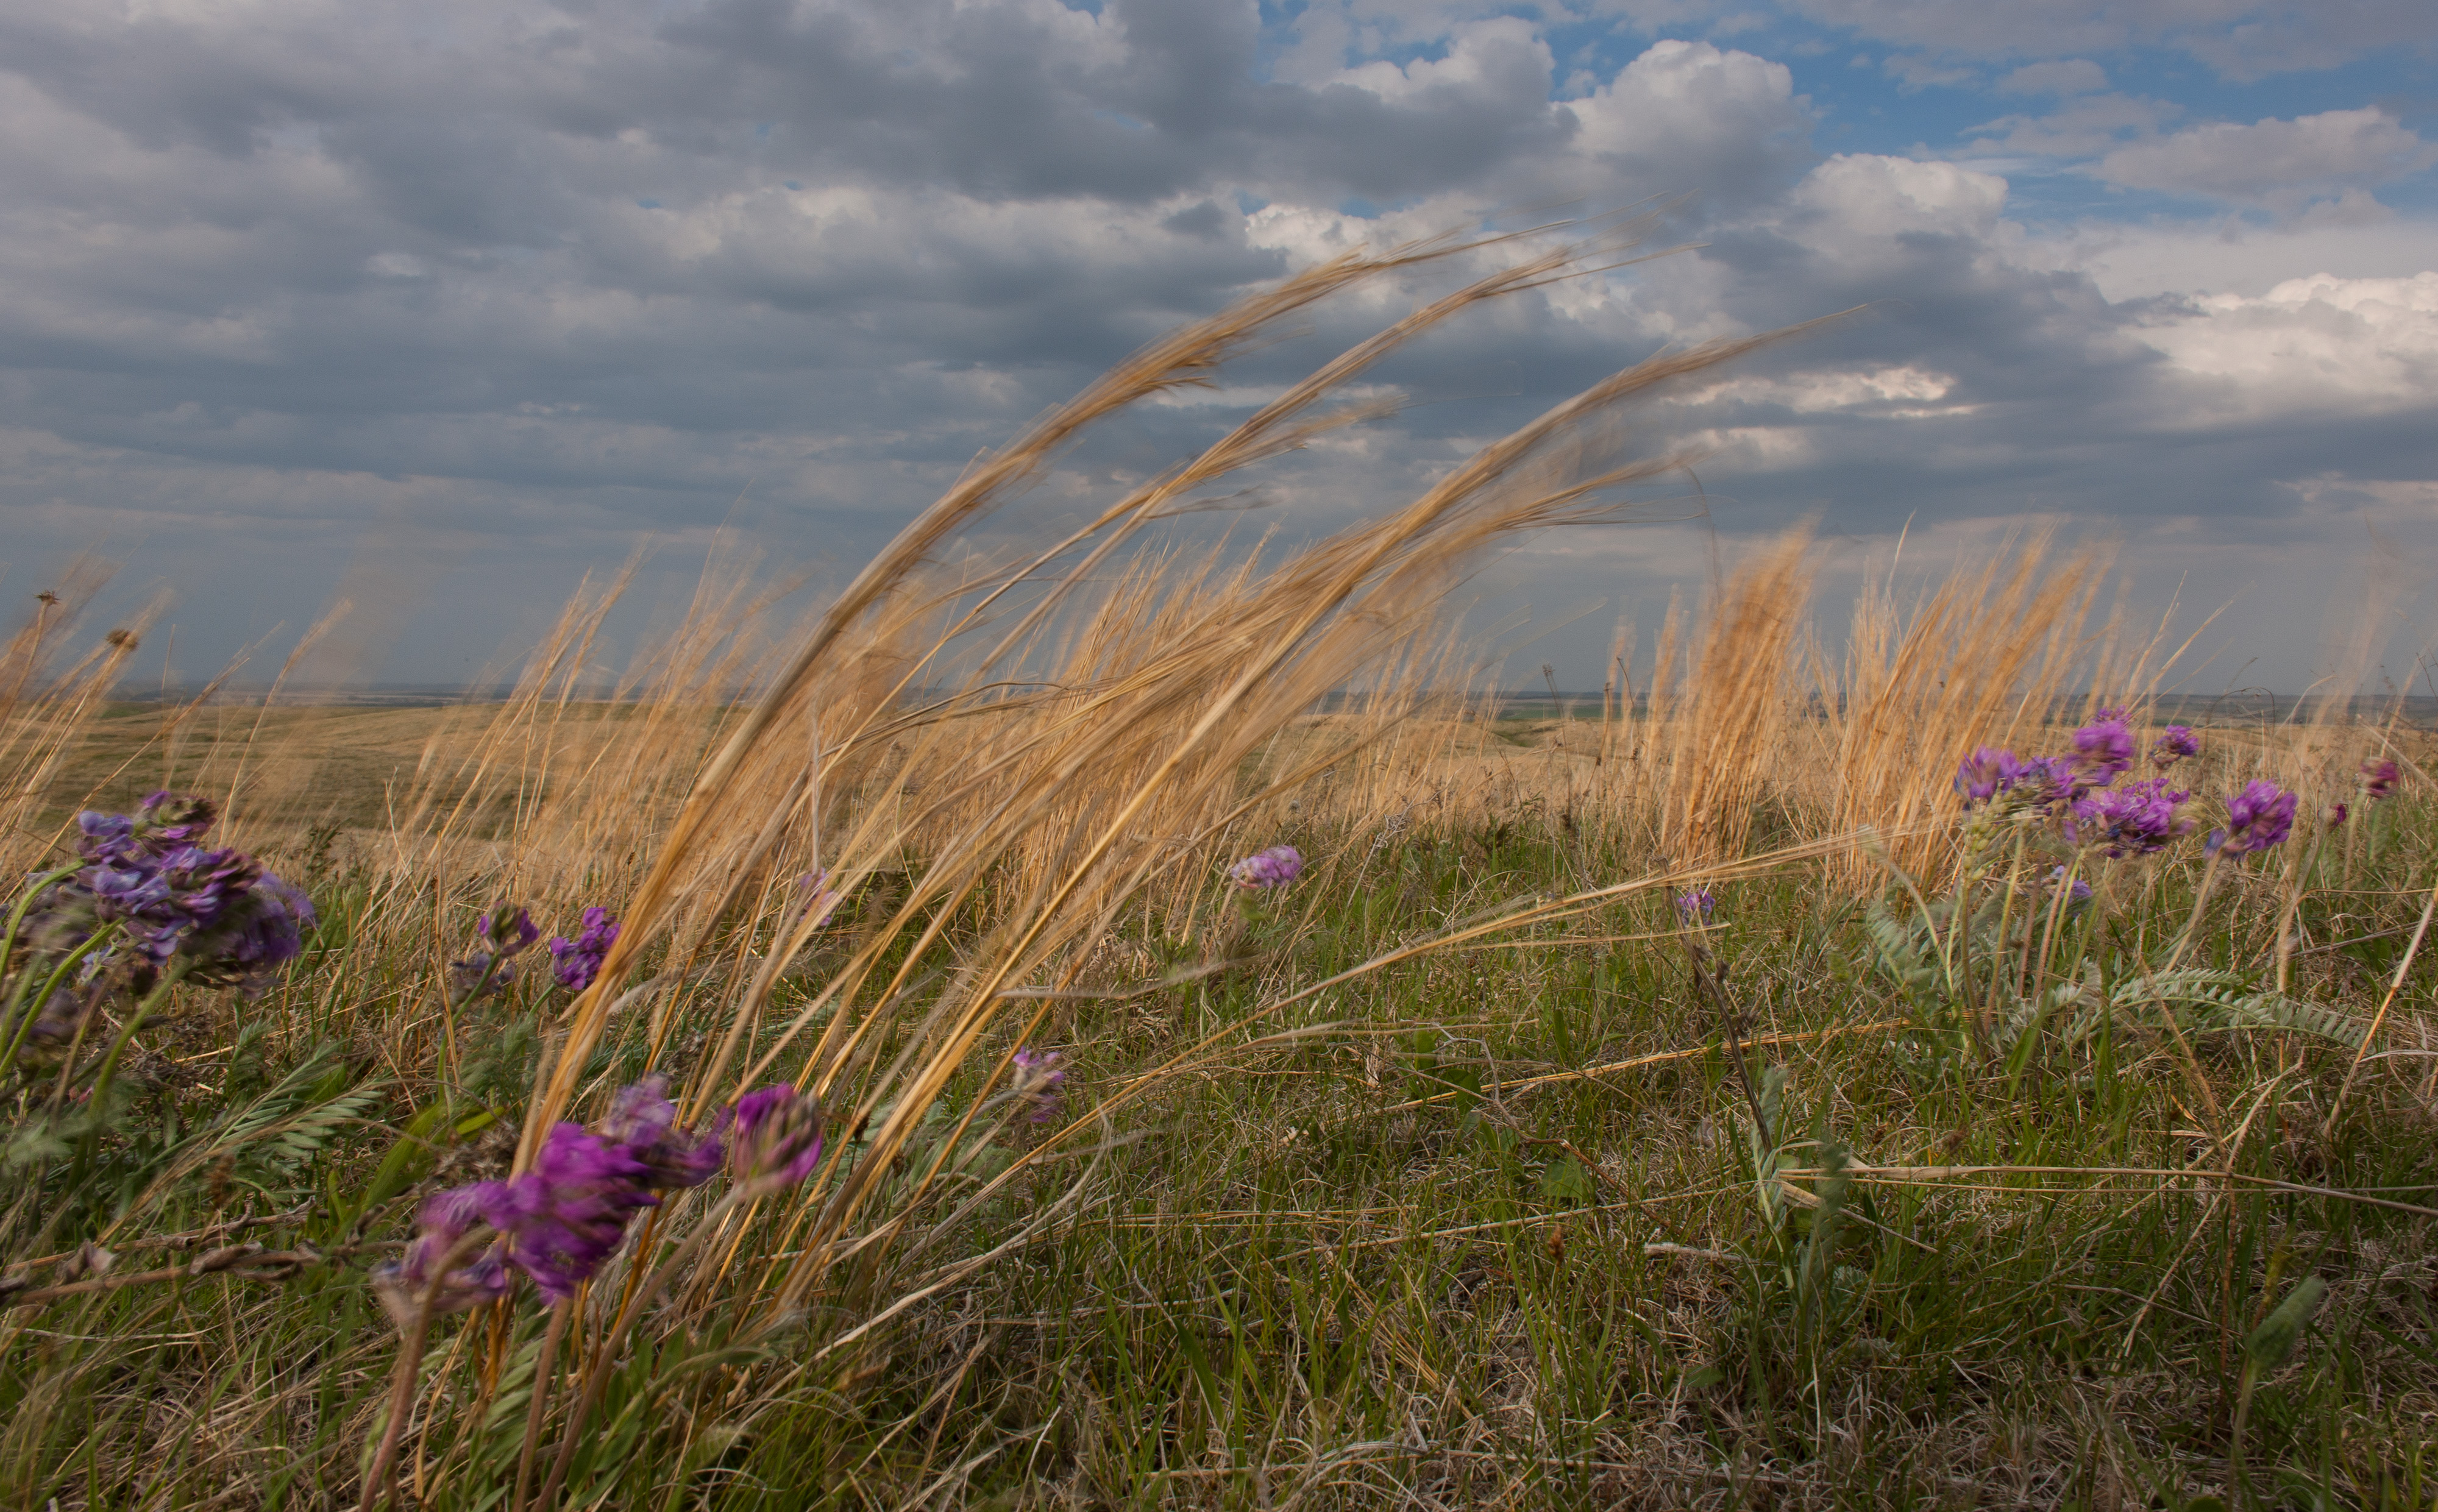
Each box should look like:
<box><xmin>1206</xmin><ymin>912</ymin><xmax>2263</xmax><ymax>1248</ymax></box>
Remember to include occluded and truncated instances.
<box><xmin>1655</xmin><ymin>525</ymin><xmax>1816</xmax><ymax>868</ymax></box>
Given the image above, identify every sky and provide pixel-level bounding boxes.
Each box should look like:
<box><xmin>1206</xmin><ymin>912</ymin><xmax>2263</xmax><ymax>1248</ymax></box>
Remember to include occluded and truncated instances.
<box><xmin>3</xmin><ymin>0</ymin><xmax>2435</xmax><ymax>693</ymax></box>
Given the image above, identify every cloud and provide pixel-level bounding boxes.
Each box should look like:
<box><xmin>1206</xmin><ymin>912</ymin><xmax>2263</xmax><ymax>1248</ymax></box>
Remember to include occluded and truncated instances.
<box><xmin>2138</xmin><ymin>272</ymin><xmax>2438</xmax><ymax>417</ymax></box>
<box><xmin>1996</xmin><ymin>59</ymin><xmax>2108</xmax><ymax>95</ymax></box>
<box><xmin>1880</xmin><ymin>53</ymin><xmax>1979</xmax><ymax>91</ymax></box>
<box><xmin>1963</xmin><ymin>91</ymin><xmax>2174</xmax><ymax>158</ymax></box>
<box><xmin>2094</xmin><ymin>108</ymin><xmax>2438</xmax><ymax>202</ymax></box>
<box><xmin>0</xmin><ymin>0</ymin><xmax>2431</xmax><ymax>689</ymax></box>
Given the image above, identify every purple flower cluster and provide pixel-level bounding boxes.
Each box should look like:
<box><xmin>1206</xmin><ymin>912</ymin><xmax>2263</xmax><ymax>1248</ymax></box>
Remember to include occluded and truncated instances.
<box><xmin>2069</xmin><ymin>715</ymin><xmax>2136</xmax><ymax>787</ymax></box>
<box><xmin>1951</xmin><ymin>720</ymin><xmax>2310</xmax><ymax>870</ymax></box>
<box><xmin>2067</xmin><ymin>778</ymin><xmax>2195</xmax><ymax>859</ymax></box>
<box><xmin>1229</xmin><ymin>845</ymin><xmax>1304</xmax><ymax>890</ymax></box>
<box><xmin>481</xmin><ymin>1124</ymin><xmax>664</xmax><ymax>1302</ymax></box>
<box><xmin>2150</xmin><ymin>726</ymin><xmax>2200</xmax><ymax>770</ymax></box>
<box><xmin>1674</xmin><ymin>889</ymin><xmax>1716</xmax><ymax>919</ymax></box>
<box><xmin>730</xmin><ymin>1085</ymin><xmax>828</xmax><ymax>1187</ymax></box>
<box><xmin>370</xmin><ymin>1186</ymin><xmax>510</xmax><ymax>1329</ymax></box>
<box><xmin>374</xmin><ymin>1075</ymin><xmax>773</xmax><ymax>1315</ymax></box>
<box><xmin>2043</xmin><ymin>867</ymin><xmax>2094</xmax><ymax>908</ymax></box>
<box><xmin>547</xmin><ymin>907</ymin><xmax>619</xmax><ymax>992</ymax></box>
<box><xmin>1953</xmin><ymin>746</ymin><xmax>2030</xmax><ymax>806</ymax></box>
<box><xmin>1958</xmin><ymin>714</ymin><xmax>2208</xmax><ymax>824</ymax></box>
<box><xmin>2209</xmin><ymin>779</ymin><xmax>2298</xmax><ymax>857</ymax></box>
<box><xmin>449</xmin><ymin>906</ymin><xmax>538</xmax><ymax>1001</ymax></box>
<box><xmin>1009</xmin><ymin>1047</ymin><xmax>1068</xmax><ymax>1124</ymax></box>
<box><xmin>2362</xmin><ymin>759</ymin><xmax>2402</xmax><ymax>801</ymax></box>
<box><xmin>24</xmin><ymin>792</ymin><xmax>314</xmax><ymax>1000</ymax></box>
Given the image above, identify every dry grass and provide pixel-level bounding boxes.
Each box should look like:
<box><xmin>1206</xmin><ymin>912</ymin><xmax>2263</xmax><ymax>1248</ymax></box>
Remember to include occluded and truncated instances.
<box><xmin>5</xmin><ymin>232</ymin><xmax>2436</xmax><ymax>1510</ymax></box>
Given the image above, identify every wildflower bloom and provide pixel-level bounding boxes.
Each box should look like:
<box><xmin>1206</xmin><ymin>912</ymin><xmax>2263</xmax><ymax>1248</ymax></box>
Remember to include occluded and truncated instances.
<box><xmin>480</xmin><ymin>1123</ymin><xmax>658</xmax><ymax>1302</ymax></box>
<box><xmin>793</xmin><ymin>867</ymin><xmax>847</xmax><ymax>929</ymax></box>
<box><xmin>1953</xmin><ymin>747</ymin><xmax>2027</xmax><ymax>806</ymax></box>
<box><xmin>2069</xmin><ymin>778</ymin><xmax>2194</xmax><ymax>858</ymax></box>
<box><xmin>602</xmin><ymin>1074</ymin><xmax>727</xmax><ymax>1190</ymax></box>
<box><xmin>451</xmin><ymin>904</ymin><xmax>539</xmax><ymax>1000</ymax></box>
<box><xmin>2362</xmin><ymin>759</ymin><xmax>2401</xmax><ymax>801</ymax></box>
<box><xmin>478</xmin><ymin>907</ymin><xmax>541</xmax><ymax>956</ymax></box>
<box><xmin>2069</xmin><ymin>717</ymin><xmax>2135</xmax><ymax>787</ymax></box>
<box><xmin>370</xmin><ymin>1187</ymin><xmax>510</xmax><ymax>1330</ymax></box>
<box><xmin>2211</xmin><ymin>779</ymin><xmax>2298</xmax><ymax>857</ymax></box>
<box><xmin>2000</xmin><ymin>754</ymin><xmax>2078</xmax><ymax>811</ymax></box>
<box><xmin>1009</xmin><ymin>1048</ymin><xmax>1069</xmax><ymax>1124</ymax></box>
<box><xmin>1229</xmin><ymin>845</ymin><xmax>1304</xmax><ymax>889</ymax></box>
<box><xmin>2326</xmin><ymin>802</ymin><xmax>2349</xmax><ymax>827</ymax></box>
<box><xmin>2150</xmin><ymin>726</ymin><xmax>2200</xmax><ymax>770</ymax></box>
<box><xmin>185</xmin><ymin>870</ymin><xmax>316</xmax><ymax>995</ymax></box>
<box><xmin>35</xmin><ymin>793</ymin><xmax>313</xmax><ymax>994</ymax></box>
<box><xmin>729</xmin><ymin>1085</ymin><xmax>828</xmax><ymax>1187</ymax></box>
<box><xmin>547</xmin><ymin>907</ymin><xmax>620</xmax><ymax>992</ymax></box>
<box><xmin>2042</xmin><ymin>867</ymin><xmax>2094</xmax><ymax>908</ymax></box>
<box><xmin>1674</xmin><ymin>889</ymin><xmax>1716</xmax><ymax>919</ymax></box>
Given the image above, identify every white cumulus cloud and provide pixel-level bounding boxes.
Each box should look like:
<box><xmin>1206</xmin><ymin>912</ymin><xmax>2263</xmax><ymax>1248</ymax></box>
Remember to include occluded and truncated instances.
<box><xmin>2140</xmin><ymin>271</ymin><xmax>2438</xmax><ymax>417</ymax></box>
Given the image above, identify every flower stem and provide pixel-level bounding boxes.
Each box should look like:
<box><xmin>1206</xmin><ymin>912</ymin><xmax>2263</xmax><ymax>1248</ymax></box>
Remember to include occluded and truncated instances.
<box><xmin>511</xmin><ymin>1301</ymin><xmax>572</xmax><ymax>1512</ymax></box>
<box><xmin>533</xmin><ymin>1187</ymin><xmax>755</xmax><ymax>1511</ymax></box>
<box><xmin>358</xmin><ymin>1231</ymin><xmax>489</xmax><ymax>1512</ymax></box>
<box><xmin>2</xmin><ymin>922</ymin><xmax>123</xmax><ymax>1074</ymax></box>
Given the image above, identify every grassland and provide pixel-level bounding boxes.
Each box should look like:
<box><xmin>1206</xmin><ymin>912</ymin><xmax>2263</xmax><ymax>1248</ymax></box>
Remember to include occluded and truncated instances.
<box><xmin>5</xmin><ymin>236</ymin><xmax>2437</xmax><ymax>1510</ymax></box>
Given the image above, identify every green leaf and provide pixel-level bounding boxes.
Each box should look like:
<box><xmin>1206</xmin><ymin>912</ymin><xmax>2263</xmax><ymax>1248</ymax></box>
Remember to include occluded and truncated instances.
<box><xmin>1537</xmin><ymin>1157</ymin><xmax>1593</xmax><ymax>1206</ymax></box>
<box><xmin>2245</xmin><ymin>1276</ymin><xmax>2328</xmax><ymax>1372</ymax></box>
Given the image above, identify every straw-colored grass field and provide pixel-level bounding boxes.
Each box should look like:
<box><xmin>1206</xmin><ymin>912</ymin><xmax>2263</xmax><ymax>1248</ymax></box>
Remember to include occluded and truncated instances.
<box><xmin>5</xmin><ymin>233</ymin><xmax>2436</xmax><ymax>1510</ymax></box>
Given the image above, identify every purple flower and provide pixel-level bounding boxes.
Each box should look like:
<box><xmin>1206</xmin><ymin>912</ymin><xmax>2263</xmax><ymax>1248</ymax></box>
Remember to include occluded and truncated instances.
<box><xmin>74</xmin><ymin>809</ymin><xmax>137</xmax><ymax>863</ymax></box>
<box><xmin>729</xmin><ymin>1085</ymin><xmax>827</xmax><ymax>1187</ymax></box>
<box><xmin>480</xmin><ymin>1124</ymin><xmax>658</xmax><ymax>1302</ymax></box>
<box><xmin>370</xmin><ymin>1187</ymin><xmax>510</xmax><ymax>1330</ymax></box>
<box><xmin>2217</xmin><ymin>780</ymin><xmax>2298</xmax><ymax>857</ymax></box>
<box><xmin>1954</xmin><ymin>747</ymin><xmax>2027</xmax><ymax>806</ymax></box>
<box><xmin>1229</xmin><ymin>845</ymin><xmax>1304</xmax><ymax>890</ymax></box>
<box><xmin>2043</xmin><ymin>866</ymin><xmax>2094</xmax><ymax>908</ymax></box>
<box><xmin>447</xmin><ymin>905</ymin><xmax>539</xmax><ymax>1001</ymax></box>
<box><xmin>1674</xmin><ymin>889</ymin><xmax>1716</xmax><ymax>919</ymax></box>
<box><xmin>2008</xmin><ymin>754</ymin><xmax>2078</xmax><ymax>810</ymax></box>
<box><xmin>478</xmin><ymin>907</ymin><xmax>541</xmax><ymax>957</ymax></box>
<box><xmin>602</xmin><ymin>1074</ymin><xmax>727</xmax><ymax>1190</ymax></box>
<box><xmin>2067</xmin><ymin>778</ymin><xmax>2194</xmax><ymax>858</ymax></box>
<box><xmin>2150</xmin><ymin>726</ymin><xmax>2200</xmax><ymax>770</ymax></box>
<box><xmin>795</xmin><ymin>869</ymin><xmax>845</xmax><ymax>929</ymax></box>
<box><xmin>2362</xmin><ymin>759</ymin><xmax>2401</xmax><ymax>801</ymax></box>
<box><xmin>185</xmin><ymin>870</ymin><xmax>316</xmax><ymax>996</ymax></box>
<box><xmin>37</xmin><ymin>794</ymin><xmax>316</xmax><ymax>998</ymax></box>
<box><xmin>449</xmin><ymin>953</ymin><xmax>511</xmax><ymax>1001</ymax></box>
<box><xmin>132</xmin><ymin>791</ymin><xmax>216</xmax><ymax>845</ymax></box>
<box><xmin>546</xmin><ymin>907</ymin><xmax>620</xmax><ymax>992</ymax></box>
<box><xmin>2326</xmin><ymin>802</ymin><xmax>2349</xmax><ymax>827</ymax></box>
<box><xmin>2069</xmin><ymin>718</ymin><xmax>2136</xmax><ymax>788</ymax></box>
<box><xmin>1010</xmin><ymin>1048</ymin><xmax>1068</xmax><ymax>1124</ymax></box>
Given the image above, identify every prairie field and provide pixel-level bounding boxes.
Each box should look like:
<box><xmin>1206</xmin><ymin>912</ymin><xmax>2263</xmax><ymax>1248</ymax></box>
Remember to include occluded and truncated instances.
<box><xmin>5</xmin><ymin>241</ymin><xmax>2438</xmax><ymax>1511</ymax></box>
